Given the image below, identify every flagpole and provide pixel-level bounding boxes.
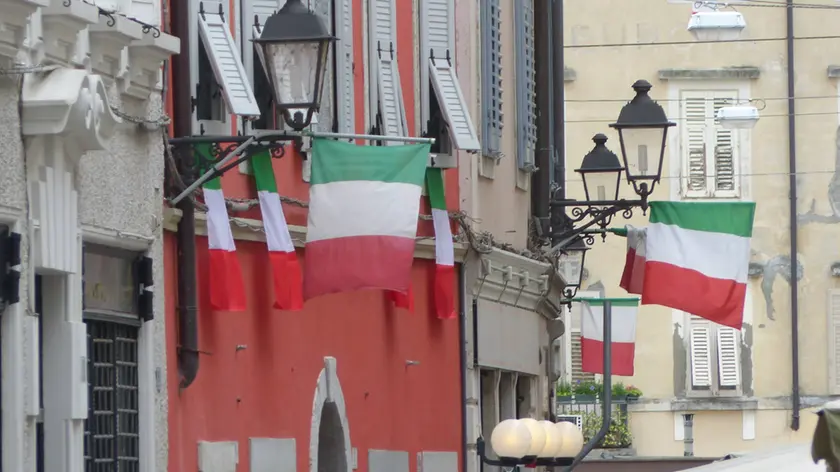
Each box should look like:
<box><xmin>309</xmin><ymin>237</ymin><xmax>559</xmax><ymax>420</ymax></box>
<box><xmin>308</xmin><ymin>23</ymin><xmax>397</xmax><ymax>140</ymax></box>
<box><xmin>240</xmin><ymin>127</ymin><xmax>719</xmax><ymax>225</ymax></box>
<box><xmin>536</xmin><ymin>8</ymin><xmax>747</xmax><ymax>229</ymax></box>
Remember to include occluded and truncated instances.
<box><xmin>566</xmin><ymin>299</ymin><xmax>613</xmax><ymax>471</ymax></box>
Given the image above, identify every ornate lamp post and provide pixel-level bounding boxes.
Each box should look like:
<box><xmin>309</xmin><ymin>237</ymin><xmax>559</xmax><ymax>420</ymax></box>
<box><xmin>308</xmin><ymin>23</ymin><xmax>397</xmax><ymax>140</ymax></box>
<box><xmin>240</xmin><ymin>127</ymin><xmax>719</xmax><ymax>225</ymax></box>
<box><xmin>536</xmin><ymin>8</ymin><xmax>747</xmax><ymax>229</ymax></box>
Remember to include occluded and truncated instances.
<box><xmin>477</xmin><ymin>418</ymin><xmax>585</xmax><ymax>468</ymax></box>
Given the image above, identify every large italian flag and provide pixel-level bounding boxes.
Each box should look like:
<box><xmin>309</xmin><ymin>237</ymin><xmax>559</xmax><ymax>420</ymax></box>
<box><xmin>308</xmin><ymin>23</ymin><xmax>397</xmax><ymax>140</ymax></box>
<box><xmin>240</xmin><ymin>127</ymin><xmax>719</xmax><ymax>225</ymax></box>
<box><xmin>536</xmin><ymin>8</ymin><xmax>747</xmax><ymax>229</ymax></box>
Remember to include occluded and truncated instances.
<box><xmin>619</xmin><ymin>225</ymin><xmax>646</xmax><ymax>295</ymax></box>
<box><xmin>642</xmin><ymin>201</ymin><xmax>755</xmax><ymax>329</ymax></box>
<box><xmin>580</xmin><ymin>298</ymin><xmax>638</xmax><ymax>376</ymax></box>
<box><xmin>303</xmin><ymin>139</ymin><xmax>429</xmax><ymax>300</ymax></box>
<box><xmin>202</xmin><ymin>167</ymin><xmax>247</xmax><ymax>311</ymax></box>
<box><xmin>252</xmin><ymin>150</ymin><xmax>303</xmax><ymax>311</ymax></box>
<box><xmin>426</xmin><ymin>168</ymin><xmax>455</xmax><ymax>319</ymax></box>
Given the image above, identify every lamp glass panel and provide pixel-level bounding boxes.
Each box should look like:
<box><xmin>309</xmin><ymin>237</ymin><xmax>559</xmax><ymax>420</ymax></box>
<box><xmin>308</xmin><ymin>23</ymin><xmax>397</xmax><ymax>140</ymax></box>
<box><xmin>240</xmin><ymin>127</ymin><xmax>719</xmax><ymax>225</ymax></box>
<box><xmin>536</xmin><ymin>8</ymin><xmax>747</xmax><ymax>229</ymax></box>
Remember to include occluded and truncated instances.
<box><xmin>618</xmin><ymin>127</ymin><xmax>666</xmax><ymax>179</ymax></box>
<box><xmin>582</xmin><ymin>171</ymin><xmax>620</xmax><ymax>202</ymax></box>
<box><xmin>264</xmin><ymin>41</ymin><xmax>321</xmax><ymax>108</ymax></box>
<box><xmin>558</xmin><ymin>250</ymin><xmax>584</xmax><ymax>288</ymax></box>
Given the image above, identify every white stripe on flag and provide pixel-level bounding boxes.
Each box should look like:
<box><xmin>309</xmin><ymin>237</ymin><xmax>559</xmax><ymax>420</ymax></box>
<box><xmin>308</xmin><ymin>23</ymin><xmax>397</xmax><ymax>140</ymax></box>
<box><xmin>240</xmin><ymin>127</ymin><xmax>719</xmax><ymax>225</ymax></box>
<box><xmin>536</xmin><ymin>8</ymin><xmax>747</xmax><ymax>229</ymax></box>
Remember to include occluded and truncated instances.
<box><xmin>258</xmin><ymin>191</ymin><xmax>295</xmax><ymax>252</ymax></box>
<box><xmin>205</xmin><ymin>188</ymin><xmax>236</xmax><ymax>251</ymax></box>
<box><xmin>431</xmin><ymin>208</ymin><xmax>454</xmax><ymax>266</ymax></box>
<box><xmin>581</xmin><ymin>303</ymin><xmax>637</xmax><ymax>344</ymax></box>
<box><xmin>646</xmin><ymin>222</ymin><xmax>750</xmax><ymax>283</ymax></box>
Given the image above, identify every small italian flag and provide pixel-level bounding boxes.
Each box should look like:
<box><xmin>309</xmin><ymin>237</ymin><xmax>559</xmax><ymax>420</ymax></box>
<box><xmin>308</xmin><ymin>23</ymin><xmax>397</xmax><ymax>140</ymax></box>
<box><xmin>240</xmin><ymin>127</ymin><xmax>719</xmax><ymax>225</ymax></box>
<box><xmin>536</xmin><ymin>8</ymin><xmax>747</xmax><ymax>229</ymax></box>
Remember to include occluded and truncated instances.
<box><xmin>201</xmin><ymin>146</ymin><xmax>246</xmax><ymax>311</ymax></box>
<box><xmin>426</xmin><ymin>168</ymin><xmax>455</xmax><ymax>319</ymax></box>
<box><xmin>642</xmin><ymin>201</ymin><xmax>755</xmax><ymax>329</ymax></box>
<box><xmin>252</xmin><ymin>150</ymin><xmax>303</xmax><ymax>311</ymax></box>
<box><xmin>580</xmin><ymin>298</ymin><xmax>638</xmax><ymax>376</ymax></box>
<box><xmin>619</xmin><ymin>225</ymin><xmax>646</xmax><ymax>295</ymax></box>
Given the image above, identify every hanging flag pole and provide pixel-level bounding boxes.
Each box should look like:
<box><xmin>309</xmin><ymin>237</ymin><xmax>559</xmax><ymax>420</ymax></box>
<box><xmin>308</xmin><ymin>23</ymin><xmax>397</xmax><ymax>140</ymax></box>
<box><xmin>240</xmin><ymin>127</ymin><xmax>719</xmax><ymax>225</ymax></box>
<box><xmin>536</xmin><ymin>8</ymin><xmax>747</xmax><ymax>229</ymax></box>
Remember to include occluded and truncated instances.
<box><xmin>168</xmin><ymin>130</ymin><xmax>436</xmax><ymax>206</ymax></box>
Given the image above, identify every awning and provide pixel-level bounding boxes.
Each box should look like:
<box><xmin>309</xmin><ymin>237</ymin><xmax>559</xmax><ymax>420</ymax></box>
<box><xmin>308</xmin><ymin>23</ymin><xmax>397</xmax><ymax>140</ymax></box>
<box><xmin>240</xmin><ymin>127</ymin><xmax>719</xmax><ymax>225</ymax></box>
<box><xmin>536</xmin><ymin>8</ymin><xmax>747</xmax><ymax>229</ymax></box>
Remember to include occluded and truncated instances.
<box><xmin>678</xmin><ymin>444</ymin><xmax>824</xmax><ymax>471</ymax></box>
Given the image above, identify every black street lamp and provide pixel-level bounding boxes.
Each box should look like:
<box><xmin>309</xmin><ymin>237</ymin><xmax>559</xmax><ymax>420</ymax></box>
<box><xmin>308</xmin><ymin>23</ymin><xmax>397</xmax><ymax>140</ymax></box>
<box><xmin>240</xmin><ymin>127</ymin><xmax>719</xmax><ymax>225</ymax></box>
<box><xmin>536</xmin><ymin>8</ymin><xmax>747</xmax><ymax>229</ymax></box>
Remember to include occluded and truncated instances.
<box><xmin>253</xmin><ymin>0</ymin><xmax>336</xmax><ymax>131</ymax></box>
<box><xmin>558</xmin><ymin>236</ymin><xmax>589</xmax><ymax>299</ymax></box>
<box><xmin>550</xmin><ymin>79</ymin><xmax>675</xmax><ymax>249</ymax></box>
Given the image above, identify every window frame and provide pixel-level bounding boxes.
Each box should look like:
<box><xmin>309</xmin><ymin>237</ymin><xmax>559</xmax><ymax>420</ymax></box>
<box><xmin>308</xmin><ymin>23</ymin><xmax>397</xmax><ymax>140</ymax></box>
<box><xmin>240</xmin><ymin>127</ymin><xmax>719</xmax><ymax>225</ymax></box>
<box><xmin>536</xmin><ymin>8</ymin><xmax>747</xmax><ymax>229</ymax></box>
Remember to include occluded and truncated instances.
<box><xmin>683</xmin><ymin>313</ymin><xmax>743</xmax><ymax>398</ymax></box>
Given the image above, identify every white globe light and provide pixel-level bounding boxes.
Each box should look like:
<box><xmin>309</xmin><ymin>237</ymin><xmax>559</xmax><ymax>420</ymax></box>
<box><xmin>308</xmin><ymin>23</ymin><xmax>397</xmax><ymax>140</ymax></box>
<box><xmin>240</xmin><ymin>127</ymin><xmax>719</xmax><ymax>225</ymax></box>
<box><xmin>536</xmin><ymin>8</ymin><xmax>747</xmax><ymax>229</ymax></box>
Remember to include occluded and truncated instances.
<box><xmin>519</xmin><ymin>418</ymin><xmax>546</xmax><ymax>457</ymax></box>
<box><xmin>490</xmin><ymin>419</ymin><xmax>533</xmax><ymax>459</ymax></box>
<box><xmin>538</xmin><ymin>420</ymin><xmax>563</xmax><ymax>458</ymax></box>
<box><xmin>554</xmin><ymin>421</ymin><xmax>585</xmax><ymax>458</ymax></box>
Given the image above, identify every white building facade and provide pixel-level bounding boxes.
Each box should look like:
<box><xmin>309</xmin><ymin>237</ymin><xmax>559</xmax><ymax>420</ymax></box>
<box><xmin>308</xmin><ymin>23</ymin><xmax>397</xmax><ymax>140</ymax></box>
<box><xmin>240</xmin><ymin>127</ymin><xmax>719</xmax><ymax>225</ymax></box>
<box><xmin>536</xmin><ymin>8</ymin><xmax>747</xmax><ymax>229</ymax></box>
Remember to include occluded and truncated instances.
<box><xmin>0</xmin><ymin>0</ymin><xmax>178</xmax><ymax>471</ymax></box>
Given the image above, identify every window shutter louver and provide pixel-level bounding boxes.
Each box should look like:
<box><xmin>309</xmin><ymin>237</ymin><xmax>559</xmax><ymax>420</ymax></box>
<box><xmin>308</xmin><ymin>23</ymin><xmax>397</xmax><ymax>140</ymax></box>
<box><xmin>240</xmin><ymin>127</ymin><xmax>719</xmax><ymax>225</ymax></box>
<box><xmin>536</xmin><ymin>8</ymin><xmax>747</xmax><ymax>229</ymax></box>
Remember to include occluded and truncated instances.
<box><xmin>419</xmin><ymin>0</ymin><xmax>453</xmax><ymax>135</ymax></box>
<box><xmin>570</xmin><ymin>332</ymin><xmax>595</xmax><ymax>384</ymax></box>
<box><xmin>689</xmin><ymin>316</ymin><xmax>713</xmax><ymax>388</ymax></box>
<box><xmin>369</xmin><ymin>0</ymin><xmax>408</xmax><ymax>142</ymax></box>
<box><xmin>828</xmin><ymin>290</ymin><xmax>840</xmax><ymax>394</ymax></box>
<box><xmin>312</xmin><ymin>0</ymin><xmax>334</xmax><ymax>133</ymax></box>
<box><xmin>713</xmin><ymin>96</ymin><xmax>738</xmax><ymax>196</ymax></box>
<box><xmin>682</xmin><ymin>96</ymin><xmax>708</xmax><ymax>197</ymax></box>
<box><xmin>480</xmin><ymin>0</ymin><xmax>503</xmax><ymax>158</ymax></box>
<box><xmin>716</xmin><ymin>327</ymin><xmax>741</xmax><ymax>388</ymax></box>
<box><xmin>334</xmin><ymin>0</ymin><xmax>355</xmax><ymax>134</ymax></box>
<box><xmin>514</xmin><ymin>0</ymin><xmax>537</xmax><ymax>169</ymax></box>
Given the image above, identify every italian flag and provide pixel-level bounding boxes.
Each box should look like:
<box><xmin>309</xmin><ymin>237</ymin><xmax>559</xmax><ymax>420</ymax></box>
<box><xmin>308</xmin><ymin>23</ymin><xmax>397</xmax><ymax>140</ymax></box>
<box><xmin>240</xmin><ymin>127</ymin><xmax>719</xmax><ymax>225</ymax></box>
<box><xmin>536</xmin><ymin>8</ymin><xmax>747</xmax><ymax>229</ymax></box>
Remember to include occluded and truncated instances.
<box><xmin>580</xmin><ymin>298</ymin><xmax>638</xmax><ymax>376</ymax></box>
<box><xmin>619</xmin><ymin>225</ymin><xmax>646</xmax><ymax>295</ymax></box>
<box><xmin>252</xmin><ymin>150</ymin><xmax>303</xmax><ymax>311</ymax></box>
<box><xmin>303</xmin><ymin>138</ymin><xmax>429</xmax><ymax>300</ymax></box>
<box><xmin>202</xmin><ymin>161</ymin><xmax>247</xmax><ymax>312</ymax></box>
<box><xmin>642</xmin><ymin>201</ymin><xmax>755</xmax><ymax>329</ymax></box>
<box><xmin>426</xmin><ymin>168</ymin><xmax>455</xmax><ymax>319</ymax></box>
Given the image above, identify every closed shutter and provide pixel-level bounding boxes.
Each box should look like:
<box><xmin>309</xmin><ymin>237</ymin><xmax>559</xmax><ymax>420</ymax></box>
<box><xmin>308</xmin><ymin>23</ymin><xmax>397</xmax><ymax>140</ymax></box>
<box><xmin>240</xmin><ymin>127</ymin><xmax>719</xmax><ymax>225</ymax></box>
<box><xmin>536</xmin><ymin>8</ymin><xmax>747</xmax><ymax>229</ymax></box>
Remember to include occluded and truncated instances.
<box><xmin>369</xmin><ymin>0</ymin><xmax>408</xmax><ymax>141</ymax></box>
<box><xmin>334</xmin><ymin>0</ymin><xmax>355</xmax><ymax>134</ymax></box>
<box><xmin>716</xmin><ymin>327</ymin><xmax>740</xmax><ymax>388</ymax></box>
<box><xmin>311</xmin><ymin>0</ymin><xmax>334</xmax><ymax>132</ymax></box>
<box><xmin>689</xmin><ymin>316</ymin><xmax>713</xmax><ymax>389</ymax></box>
<box><xmin>829</xmin><ymin>290</ymin><xmax>840</xmax><ymax>394</ymax></box>
<box><xmin>480</xmin><ymin>0</ymin><xmax>503</xmax><ymax>158</ymax></box>
<box><xmin>243</xmin><ymin>0</ymin><xmax>285</xmax><ymax>80</ymax></box>
<box><xmin>419</xmin><ymin>0</ymin><xmax>454</xmax><ymax>134</ymax></box>
<box><xmin>514</xmin><ymin>0</ymin><xmax>537</xmax><ymax>169</ymax></box>
<box><xmin>713</xmin><ymin>96</ymin><xmax>738</xmax><ymax>196</ymax></box>
<box><xmin>198</xmin><ymin>7</ymin><xmax>261</xmax><ymax>116</ymax></box>
<box><xmin>682</xmin><ymin>96</ymin><xmax>708</xmax><ymax>197</ymax></box>
<box><xmin>129</xmin><ymin>0</ymin><xmax>160</xmax><ymax>25</ymax></box>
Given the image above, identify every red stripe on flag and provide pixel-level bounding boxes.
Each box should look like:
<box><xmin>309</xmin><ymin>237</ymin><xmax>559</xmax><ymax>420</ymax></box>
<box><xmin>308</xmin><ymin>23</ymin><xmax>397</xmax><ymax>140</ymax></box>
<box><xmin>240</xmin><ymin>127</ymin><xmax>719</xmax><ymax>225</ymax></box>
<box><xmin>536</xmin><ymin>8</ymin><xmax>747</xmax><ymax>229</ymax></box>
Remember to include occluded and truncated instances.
<box><xmin>387</xmin><ymin>287</ymin><xmax>414</xmax><ymax>312</ymax></box>
<box><xmin>619</xmin><ymin>249</ymin><xmax>645</xmax><ymax>295</ymax></box>
<box><xmin>268</xmin><ymin>251</ymin><xmax>303</xmax><ymax>311</ymax></box>
<box><xmin>435</xmin><ymin>264</ymin><xmax>456</xmax><ymax>319</ymax></box>
<box><xmin>580</xmin><ymin>337</ymin><xmax>636</xmax><ymax>376</ymax></box>
<box><xmin>208</xmin><ymin>249</ymin><xmax>247</xmax><ymax>312</ymax></box>
<box><xmin>642</xmin><ymin>261</ymin><xmax>746</xmax><ymax>329</ymax></box>
<box><xmin>304</xmin><ymin>235</ymin><xmax>416</xmax><ymax>300</ymax></box>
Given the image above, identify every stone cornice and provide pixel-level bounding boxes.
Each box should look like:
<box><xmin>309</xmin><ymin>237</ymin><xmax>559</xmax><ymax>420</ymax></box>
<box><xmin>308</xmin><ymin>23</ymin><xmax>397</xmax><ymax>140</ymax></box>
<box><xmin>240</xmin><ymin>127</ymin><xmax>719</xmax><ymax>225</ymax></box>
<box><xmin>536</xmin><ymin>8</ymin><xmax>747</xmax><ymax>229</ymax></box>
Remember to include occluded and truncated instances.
<box><xmin>162</xmin><ymin>206</ymin><xmax>469</xmax><ymax>262</ymax></box>
<box><xmin>658</xmin><ymin>67</ymin><xmax>761</xmax><ymax>81</ymax></box>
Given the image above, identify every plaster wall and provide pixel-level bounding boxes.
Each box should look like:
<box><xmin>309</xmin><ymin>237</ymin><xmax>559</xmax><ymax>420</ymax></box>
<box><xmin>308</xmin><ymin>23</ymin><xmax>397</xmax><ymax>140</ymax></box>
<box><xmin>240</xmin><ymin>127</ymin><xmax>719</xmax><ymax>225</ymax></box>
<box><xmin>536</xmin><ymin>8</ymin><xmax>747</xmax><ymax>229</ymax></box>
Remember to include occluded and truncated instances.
<box><xmin>0</xmin><ymin>73</ymin><xmax>169</xmax><ymax>471</ymax></box>
<box><xmin>563</xmin><ymin>0</ymin><xmax>840</xmax><ymax>456</ymax></box>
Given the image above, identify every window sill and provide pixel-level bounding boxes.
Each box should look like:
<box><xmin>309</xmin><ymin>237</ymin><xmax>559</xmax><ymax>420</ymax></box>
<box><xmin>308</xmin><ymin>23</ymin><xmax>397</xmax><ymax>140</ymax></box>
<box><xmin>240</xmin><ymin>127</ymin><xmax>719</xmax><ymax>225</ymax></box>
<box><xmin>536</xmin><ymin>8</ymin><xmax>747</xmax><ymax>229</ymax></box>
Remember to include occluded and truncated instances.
<box><xmin>628</xmin><ymin>397</ymin><xmax>756</xmax><ymax>412</ymax></box>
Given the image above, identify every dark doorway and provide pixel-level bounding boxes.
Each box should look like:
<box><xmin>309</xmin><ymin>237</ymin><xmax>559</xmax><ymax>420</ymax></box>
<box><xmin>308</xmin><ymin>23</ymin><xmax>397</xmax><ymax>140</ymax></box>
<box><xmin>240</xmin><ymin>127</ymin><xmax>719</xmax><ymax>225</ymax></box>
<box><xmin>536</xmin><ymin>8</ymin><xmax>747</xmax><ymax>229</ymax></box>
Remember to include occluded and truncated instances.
<box><xmin>35</xmin><ymin>275</ymin><xmax>43</xmax><ymax>472</ymax></box>
<box><xmin>317</xmin><ymin>402</ymin><xmax>347</xmax><ymax>472</ymax></box>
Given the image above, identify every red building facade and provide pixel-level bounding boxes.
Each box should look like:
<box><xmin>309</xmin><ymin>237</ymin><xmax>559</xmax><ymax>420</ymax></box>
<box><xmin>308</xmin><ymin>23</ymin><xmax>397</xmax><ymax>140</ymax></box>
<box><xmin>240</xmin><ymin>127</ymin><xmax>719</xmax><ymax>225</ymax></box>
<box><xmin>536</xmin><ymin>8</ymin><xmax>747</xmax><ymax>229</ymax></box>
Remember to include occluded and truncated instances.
<box><xmin>162</xmin><ymin>0</ymin><xmax>469</xmax><ymax>470</ymax></box>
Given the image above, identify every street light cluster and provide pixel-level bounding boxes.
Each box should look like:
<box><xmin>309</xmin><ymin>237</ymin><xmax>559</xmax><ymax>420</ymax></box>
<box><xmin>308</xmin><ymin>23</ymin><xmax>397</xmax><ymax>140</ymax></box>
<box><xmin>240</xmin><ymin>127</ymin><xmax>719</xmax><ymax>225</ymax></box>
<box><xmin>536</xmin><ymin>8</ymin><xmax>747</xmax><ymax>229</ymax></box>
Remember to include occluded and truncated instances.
<box><xmin>480</xmin><ymin>418</ymin><xmax>585</xmax><ymax>467</ymax></box>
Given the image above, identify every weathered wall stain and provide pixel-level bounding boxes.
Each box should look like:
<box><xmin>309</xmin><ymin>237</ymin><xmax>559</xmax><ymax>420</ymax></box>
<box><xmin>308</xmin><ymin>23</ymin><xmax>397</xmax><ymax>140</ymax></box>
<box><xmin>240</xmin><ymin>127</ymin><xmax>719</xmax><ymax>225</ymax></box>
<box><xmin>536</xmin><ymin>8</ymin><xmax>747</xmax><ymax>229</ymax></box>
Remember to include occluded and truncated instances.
<box><xmin>799</xmin><ymin>126</ymin><xmax>840</xmax><ymax>225</ymax></box>
<box><xmin>751</xmin><ymin>255</ymin><xmax>803</xmax><ymax>322</ymax></box>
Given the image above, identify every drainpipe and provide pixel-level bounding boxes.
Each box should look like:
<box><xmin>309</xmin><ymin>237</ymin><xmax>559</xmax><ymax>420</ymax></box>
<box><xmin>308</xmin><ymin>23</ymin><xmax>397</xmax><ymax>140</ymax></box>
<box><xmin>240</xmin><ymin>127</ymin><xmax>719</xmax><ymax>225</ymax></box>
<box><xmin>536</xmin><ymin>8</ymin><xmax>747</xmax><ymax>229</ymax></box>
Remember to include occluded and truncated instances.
<box><xmin>170</xmin><ymin>0</ymin><xmax>200</xmax><ymax>389</ymax></box>
<box><xmin>533</xmin><ymin>0</ymin><xmax>554</xmax><ymax>239</ymax></box>
<box><xmin>552</xmin><ymin>0</ymin><xmax>565</xmax><ymax>199</ymax></box>
<box><xmin>786</xmin><ymin>0</ymin><xmax>801</xmax><ymax>431</ymax></box>
<box><xmin>459</xmin><ymin>266</ymin><xmax>468</xmax><ymax>472</ymax></box>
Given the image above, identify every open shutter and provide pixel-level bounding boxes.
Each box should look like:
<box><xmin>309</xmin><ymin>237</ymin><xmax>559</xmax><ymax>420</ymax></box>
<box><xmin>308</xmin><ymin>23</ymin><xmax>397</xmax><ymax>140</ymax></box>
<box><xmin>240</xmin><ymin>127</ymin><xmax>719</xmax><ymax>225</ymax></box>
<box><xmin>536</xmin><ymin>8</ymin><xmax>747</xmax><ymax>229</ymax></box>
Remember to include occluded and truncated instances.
<box><xmin>712</xmin><ymin>94</ymin><xmax>739</xmax><ymax>197</ymax></box>
<box><xmin>419</xmin><ymin>0</ymin><xmax>454</xmax><ymax>134</ymax></box>
<box><xmin>514</xmin><ymin>0</ymin><xmax>537</xmax><ymax>169</ymax></box>
<box><xmin>480</xmin><ymin>0</ymin><xmax>503</xmax><ymax>158</ymax></box>
<box><xmin>689</xmin><ymin>316</ymin><xmax>713</xmax><ymax>389</ymax></box>
<box><xmin>130</xmin><ymin>0</ymin><xmax>160</xmax><ymax>25</ymax></box>
<box><xmin>829</xmin><ymin>290</ymin><xmax>840</xmax><ymax>394</ymax></box>
<box><xmin>311</xmin><ymin>0</ymin><xmax>334</xmax><ymax>132</ymax></box>
<box><xmin>334</xmin><ymin>0</ymin><xmax>355</xmax><ymax>133</ymax></box>
<box><xmin>243</xmin><ymin>0</ymin><xmax>285</xmax><ymax>80</ymax></box>
<box><xmin>682</xmin><ymin>95</ymin><xmax>709</xmax><ymax>198</ymax></box>
<box><xmin>716</xmin><ymin>327</ymin><xmax>740</xmax><ymax>388</ymax></box>
<box><xmin>429</xmin><ymin>61</ymin><xmax>480</xmax><ymax>151</ymax></box>
<box><xmin>369</xmin><ymin>0</ymin><xmax>407</xmax><ymax>141</ymax></box>
<box><xmin>198</xmin><ymin>8</ymin><xmax>261</xmax><ymax>117</ymax></box>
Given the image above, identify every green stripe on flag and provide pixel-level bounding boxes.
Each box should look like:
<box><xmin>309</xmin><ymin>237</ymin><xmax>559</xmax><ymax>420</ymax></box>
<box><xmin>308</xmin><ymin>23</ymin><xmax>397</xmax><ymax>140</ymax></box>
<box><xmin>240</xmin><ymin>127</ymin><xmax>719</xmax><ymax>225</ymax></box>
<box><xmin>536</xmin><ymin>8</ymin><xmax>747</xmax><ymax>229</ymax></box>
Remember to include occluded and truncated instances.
<box><xmin>649</xmin><ymin>201</ymin><xmax>755</xmax><ymax>238</ymax></box>
<box><xmin>426</xmin><ymin>168</ymin><xmax>446</xmax><ymax>210</ymax></box>
<box><xmin>310</xmin><ymin>138</ymin><xmax>430</xmax><ymax>186</ymax></box>
<box><xmin>195</xmin><ymin>143</ymin><xmax>222</xmax><ymax>190</ymax></box>
<box><xmin>251</xmin><ymin>150</ymin><xmax>277</xmax><ymax>193</ymax></box>
<box><xmin>577</xmin><ymin>298</ymin><xmax>640</xmax><ymax>307</ymax></box>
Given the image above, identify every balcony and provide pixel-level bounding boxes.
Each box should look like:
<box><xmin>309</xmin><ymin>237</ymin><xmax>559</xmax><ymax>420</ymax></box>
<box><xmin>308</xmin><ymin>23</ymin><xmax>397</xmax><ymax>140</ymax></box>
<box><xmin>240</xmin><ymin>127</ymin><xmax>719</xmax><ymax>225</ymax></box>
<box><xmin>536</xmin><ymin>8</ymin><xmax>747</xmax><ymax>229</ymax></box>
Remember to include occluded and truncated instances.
<box><xmin>556</xmin><ymin>381</ymin><xmax>642</xmax><ymax>450</ymax></box>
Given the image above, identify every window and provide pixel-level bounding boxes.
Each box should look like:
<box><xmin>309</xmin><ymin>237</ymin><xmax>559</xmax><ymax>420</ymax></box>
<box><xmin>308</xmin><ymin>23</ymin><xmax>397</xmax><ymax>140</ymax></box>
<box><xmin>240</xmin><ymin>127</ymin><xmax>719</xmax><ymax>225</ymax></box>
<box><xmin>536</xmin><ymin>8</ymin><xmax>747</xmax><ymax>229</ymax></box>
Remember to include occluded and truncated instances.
<box><xmin>680</xmin><ymin>90</ymin><xmax>740</xmax><ymax>199</ymax></box>
<box><xmin>686</xmin><ymin>315</ymin><xmax>742</xmax><ymax>396</ymax></box>
<box><xmin>368</xmin><ymin>0</ymin><xmax>408</xmax><ymax>142</ymax></box>
<box><xmin>419</xmin><ymin>0</ymin><xmax>480</xmax><ymax>155</ymax></box>
<box><xmin>514</xmin><ymin>0</ymin><xmax>537</xmax><ymax>172</ymax></box>
<box><xmin>480</xmin><ymin>0</ymin><xmax>503</xmax><ymax>159</ymax></box>
<box><xmin>192</xmin><ymin>0</ymin><xmax>259</xmax><ymax>131</ymax></box>
<box><xmin>82</xmin><ymin>246</ymin><xmax>147</xmax><ymax>471</ymax></box>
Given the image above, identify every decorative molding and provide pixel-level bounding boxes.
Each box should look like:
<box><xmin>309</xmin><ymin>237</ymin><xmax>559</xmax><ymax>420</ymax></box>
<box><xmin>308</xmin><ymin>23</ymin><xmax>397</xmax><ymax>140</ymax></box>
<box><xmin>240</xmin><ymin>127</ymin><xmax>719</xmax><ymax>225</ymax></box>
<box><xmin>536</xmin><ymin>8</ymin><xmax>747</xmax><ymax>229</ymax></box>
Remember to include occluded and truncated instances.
<box><xmin>0</xmin><ymin>0</ymin><xmax>48</xmax><ymax>59</ymax></box>
<box><xmin>628</xmin><ymin>395</ymin><xmax>835</xmax><ymax>413</ymax></box>
<box><xmin>81</xmin><ymin>224</ymin><xmax>154</xmax><ymax>251</ymax></box>
<box><xmin>658</xmin><ymin>67</ymin><xmax>761</xmax><ymax>81</ymax></box>
<box><xmin>162</xmin><ymin>207</ymin><xmax>469</xmax><ymax>262</ymax></box>
<box><xmin>564</xmin><ymin>67</ymin><xmax>577</xmax><ymax>82</ymax></box>
<box><xmin>42</xmin><ymin>0</ymin><xmax>99</xmax><ymax>66</ymax></box>
<box><xmin>89</xmin><ymin>14</ymin><xmax>144</xmax><ymax>81</ymax></box>
<box><xmin>22</xmin><ymin>69</ymin><xmax>121</xmax><ymax>162</ymax></box>
<box><xmin>121</xmin><ymin>30</ymin><xmax>180</xmax><ymax>99</ymax></box>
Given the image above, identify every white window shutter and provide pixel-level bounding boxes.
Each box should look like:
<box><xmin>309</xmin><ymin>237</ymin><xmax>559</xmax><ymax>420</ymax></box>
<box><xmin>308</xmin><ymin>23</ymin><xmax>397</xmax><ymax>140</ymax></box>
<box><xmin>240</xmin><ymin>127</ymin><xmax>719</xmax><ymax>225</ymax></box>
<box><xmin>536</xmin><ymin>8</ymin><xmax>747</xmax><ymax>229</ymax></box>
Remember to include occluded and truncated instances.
<box><xmin>419</xmin><ymin>0</ymin><xmax>454</xmax><ymax>133</ymax></box>
<box><xmin>130</xmin><ymin>0</ymin><xmax>160</xmax><ymax>26</ymax></box>
<box><xmin>716</xmin><ymin>327</ymin><xmax>741</xmax><ymax>388</ymax></box>
<box><xmin>243</xmin><ymin>0</ymin><xmax>286</xmax><ymax>80</ymax></box>
<box><xmin>311</xmin><ymin>0</ymin><xmax>334</xmax><ymax>132</ymax></box>
<box><xmin>334</xmin><ymin>0</ymin><xmax>355</xmax><ymax>134</ymax></box>
<box><xmin>712</xmin><ymin>94</ymin><xmax>739</xmax><ymax>198</ymax></box>
<box><xmin>829</xmin><ymin>290</ymin><xmax>840</xmax><ymax>394</ymax></box>
<box><xmin>199</xmin><ymin>10</ymin><xmax>261</xmax><ymax>117</ymax></box>
<box><xmin>681</xmin><ymin>95</ymin><xmax>709</xmax><ymax>198</ymax></box>
<box><xmin>429</xmin><ymin>60</ymin><xmax>480</xmax><ymax>151</ymax></box>
<box><xmin>369</xmin><ymin>0</ymin><xmax>407</xmax><ymax>140</ymax></box>
<box><xmin>689</xmin><ymin>316</ymin><xmax>713</xmax><ymax>388</ymax></box>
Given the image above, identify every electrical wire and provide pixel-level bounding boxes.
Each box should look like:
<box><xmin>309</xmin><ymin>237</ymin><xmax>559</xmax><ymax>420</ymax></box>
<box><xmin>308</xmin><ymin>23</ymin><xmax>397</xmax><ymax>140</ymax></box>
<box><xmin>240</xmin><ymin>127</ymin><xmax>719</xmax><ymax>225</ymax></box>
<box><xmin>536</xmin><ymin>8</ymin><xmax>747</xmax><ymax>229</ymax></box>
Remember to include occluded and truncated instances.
<box><xmin>564</xmin><ymin>94</ymin><xmax>839</xmax><ymax>104</ymax></box>
<box><xmin>564</xmin><ymin>110</ymin><xmax>840</xmax><ymax>124</ymax></box>
<box><xmin>565</xmin><ymin>33</ymin><xmax>840</xmax><ymax>49</ymax></box>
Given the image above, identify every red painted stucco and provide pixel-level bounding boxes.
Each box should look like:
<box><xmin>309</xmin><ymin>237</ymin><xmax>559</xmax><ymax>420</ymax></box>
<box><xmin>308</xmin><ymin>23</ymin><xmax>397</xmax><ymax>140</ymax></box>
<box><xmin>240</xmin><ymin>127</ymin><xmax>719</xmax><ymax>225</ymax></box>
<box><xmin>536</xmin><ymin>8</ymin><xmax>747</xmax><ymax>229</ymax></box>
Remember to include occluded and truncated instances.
<box><xmin>163</xmin><ymin>0</ymin><xmax>464</xmax><ymax>469</ymax></box>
